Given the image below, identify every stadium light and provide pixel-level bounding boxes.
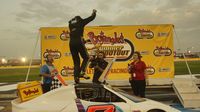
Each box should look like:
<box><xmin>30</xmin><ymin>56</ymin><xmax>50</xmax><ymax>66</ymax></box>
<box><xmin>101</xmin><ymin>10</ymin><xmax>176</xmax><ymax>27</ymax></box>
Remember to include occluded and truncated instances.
<box><xmin>21</xmin><ymin>57</ymin><xmax>26</xmax><ymax>63</ymax></box>
<box><xmin>1</xmin><ymin>58</ymin><xmax>7</xmax><ymax>64</ymax></box>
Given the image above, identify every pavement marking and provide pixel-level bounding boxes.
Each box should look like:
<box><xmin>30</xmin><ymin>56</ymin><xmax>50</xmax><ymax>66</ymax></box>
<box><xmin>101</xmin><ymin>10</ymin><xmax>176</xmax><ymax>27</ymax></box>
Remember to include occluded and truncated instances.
<box><xmin>0</xmin><ymin>106</ymin><xmax>5</xmax><ymax>111</ymax></box>
<box><xmin>0</xmin><ymin>83</ymin><xmax>17</xmax><ymax>91</ymax></box>
<box><xmin>0</xmin><ymin>83</ymin><xmax>7</xmax><ymax>85</ymax></box>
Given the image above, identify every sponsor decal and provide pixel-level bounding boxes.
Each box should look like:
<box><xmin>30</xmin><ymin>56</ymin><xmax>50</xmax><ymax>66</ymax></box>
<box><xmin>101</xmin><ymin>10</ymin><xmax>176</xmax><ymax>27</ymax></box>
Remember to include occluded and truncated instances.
<box><xmin>64</xmin><ymin>52</ymin><xmax>71</xmax><ymax>56</ymax></box>
<box><xmin>87</xmin><ymin>68</ymin><xmax>128</xmax><ymax>74</ymax></box>
<box><xmin>158</xmin><ymin>32</ymin><xmax>169</xmax><ymax>37</ymax></box>
<box><xmin>60</xmin><ymin>30</ymin><xmax>70</xmax><ymax>41</ymax></box>
<box><xmin>146</xmin><ymin>66</ymin><xmax>155</xmax><ymax>75</ymax></box>
<box><xmin>140</xmin><ymin>50</ymin><xmax>150</xmax><ymax>55</ymax></box>
<box><xmin>75</xmin><ymin>99</ymin><xmax>86</xmax><ymax>112</ymax></box>
<box><xmin>135</xmin><ymin>29</ymin><xmax>154</xmax><ymax>39</ymax></box>
<box><xmin>23</xmin><ymin>88</ymin><xmax>39</xmax><ymax>96</ymax></box>
<box><xmin>153</xmin><ymin>46</ymin><xmax>172</xmax><ymax>56</ymax></box>
<box><xmin>159</xmin><ymin>67</ymin><xmax>170</xmax><ymax>72</ymax></box>
<box><xmin>61</xmin><ymin>66</ymin><xmax>74</xmax><ymax>76</ymax></box>
<box><xmin>85</xmin><ymin>31</ymin><xmax>134</xmax><ymax>61</ymax></box>
<box><xmin>44</xmin><ymin>35</ymin><xmax>56</xmax><ymax>39</ymax></box>
<box><xmin>87</xmin><ymin>104</ymin><xmax>115</xmax><ymax>112</ymax></box>
<box><xmin>18</xmin><ymin>81</ymin><xmax>43</xmax><ymax>102</ymax></box>
<box><xmin>43</xmin><ymin>49</ymin><xmax>61</xmax><ymax>59</ymax></box>
<box><xmin>87</xmin><ymin>31</ymin><xmax>125</xmax><ymax>45</ymax></box>
<box><xmin>110</xmin><ymin>68</ymin><xmax>128</xmax><ymax>73</ymax></box>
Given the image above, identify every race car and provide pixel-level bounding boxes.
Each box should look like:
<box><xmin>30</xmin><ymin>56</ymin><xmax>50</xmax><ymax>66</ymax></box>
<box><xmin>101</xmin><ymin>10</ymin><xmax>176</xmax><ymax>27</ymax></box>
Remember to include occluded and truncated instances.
<box><xmin>12</xmin><ymin>83</ymin><xmax>180</xmax><ymax>112</ymax></box>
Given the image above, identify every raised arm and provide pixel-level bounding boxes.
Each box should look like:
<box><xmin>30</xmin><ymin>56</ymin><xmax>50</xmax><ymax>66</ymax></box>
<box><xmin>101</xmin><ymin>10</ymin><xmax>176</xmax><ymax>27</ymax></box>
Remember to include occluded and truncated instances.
<box><xmin>82</xmin><ymin>9</ymin><xmax>97</xmax><ymax>26</ymax></box>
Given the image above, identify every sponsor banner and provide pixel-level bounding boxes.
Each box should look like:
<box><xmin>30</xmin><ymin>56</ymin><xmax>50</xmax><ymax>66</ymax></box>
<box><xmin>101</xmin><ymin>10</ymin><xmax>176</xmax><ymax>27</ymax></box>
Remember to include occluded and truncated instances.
<box><xmin>17</xmin><ymin>81</ymin><xmax>43</xmax><ymax>102</ymax></box>
<box><xmin>40</xmin><ymin>24</ymin><xmax>174</xmax><ymax>80</ymax></box>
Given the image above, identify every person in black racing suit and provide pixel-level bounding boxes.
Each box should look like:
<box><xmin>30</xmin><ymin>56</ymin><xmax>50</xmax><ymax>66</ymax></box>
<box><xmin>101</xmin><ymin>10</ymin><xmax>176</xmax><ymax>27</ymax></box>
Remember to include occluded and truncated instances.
<box><xmin>89</xmin><ymin>51</ymin><xmax>108</xmax><ymax>84</ymax></box>
<box><xmin>68</xmin><ymin>9</ymin><xmax>97</xmax><ymax>83</ymax></box>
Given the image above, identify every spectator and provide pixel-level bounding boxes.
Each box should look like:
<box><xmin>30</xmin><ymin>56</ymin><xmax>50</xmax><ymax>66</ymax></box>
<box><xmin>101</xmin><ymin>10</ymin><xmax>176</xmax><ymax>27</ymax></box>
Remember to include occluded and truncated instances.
<box><xmin>128</xmin><ymin>51</ymin><xmax>147</xmax><ymax>97</ymax></box>
<box><xmin>40</xmin><ymin>54</ymin><xmax>56</xmax><ymax>93</ymax></box>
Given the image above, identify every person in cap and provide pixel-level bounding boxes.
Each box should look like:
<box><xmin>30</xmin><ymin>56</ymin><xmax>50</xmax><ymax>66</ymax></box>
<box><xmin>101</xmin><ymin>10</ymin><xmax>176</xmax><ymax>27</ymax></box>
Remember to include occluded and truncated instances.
<box><xmin>40</xmin><ymin>54</ymin><xmax>56</xmax><ymax>93</ymax></box>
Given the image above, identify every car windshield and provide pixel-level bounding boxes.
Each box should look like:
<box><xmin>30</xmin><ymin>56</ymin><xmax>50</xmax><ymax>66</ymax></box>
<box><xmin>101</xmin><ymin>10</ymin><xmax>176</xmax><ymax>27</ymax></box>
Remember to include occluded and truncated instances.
<box><xmin>110</xmin><ymin>87</ymin><xmax>146</xmax><ymax>103</ymax></box>
<box><xmin>75</xmin><ymin>84</ymin><xmax>127</xmax><ymax>103</ymax></box>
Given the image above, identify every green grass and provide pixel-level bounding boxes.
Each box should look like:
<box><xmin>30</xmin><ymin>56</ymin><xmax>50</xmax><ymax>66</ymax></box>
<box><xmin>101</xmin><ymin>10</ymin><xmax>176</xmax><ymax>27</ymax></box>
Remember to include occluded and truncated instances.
<box><xmin>0</xmin><ymin>61</ymin><xmax>200</xmax><ymax>82</ymax></box>
<box><xmin>174</xmin><ymin>61</ymin><xmax>200</xmax><ymax>75</ymax></box>
<box><xmin>0</xmin><ymin>68</ymin><xmax>40</xmax><ymax>82</ymax></box>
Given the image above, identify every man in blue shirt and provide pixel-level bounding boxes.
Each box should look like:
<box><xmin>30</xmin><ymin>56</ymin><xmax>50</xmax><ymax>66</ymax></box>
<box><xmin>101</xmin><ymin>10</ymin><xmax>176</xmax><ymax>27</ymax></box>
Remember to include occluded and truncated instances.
<box><xmin>40</xmin><ymin>54</ymin><xmax>56</xmax><ymax>93</ymax></box>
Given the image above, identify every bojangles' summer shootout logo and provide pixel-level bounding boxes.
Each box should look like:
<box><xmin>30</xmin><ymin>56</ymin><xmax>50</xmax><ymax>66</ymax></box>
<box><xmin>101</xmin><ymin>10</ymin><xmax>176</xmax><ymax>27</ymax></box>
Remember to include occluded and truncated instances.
<box><xmin>60</xmin><ymin>30</ymin><xmax>70</xmax><ymax>41</ymax></box>
<box><xmin>153</xmin><ymin>46</ymin><xmax>172</xmax><ymax>56</ymax></box>
<box><xmin>61</xmin><ymin>66</ymin><xmax>74</xmax><ymax>76</ymax></box>
<box><xmin>43</xmin><ymin>49</ymin><xmax>62</xmax><ymax>59</ymax></box>
<box><xmin>146</xmin><ymin>66</ymin><xmax>155</xmax><ymax>75</ymax></box>
<box><xmin>85</xmin><ymin>31</ymin><xmax>134</xmax><ymax>61</ymax></box>
<box><xmin>135</xmin><ymin>29</ymin><xmax>154</xmax><ymax>39</ymax></box>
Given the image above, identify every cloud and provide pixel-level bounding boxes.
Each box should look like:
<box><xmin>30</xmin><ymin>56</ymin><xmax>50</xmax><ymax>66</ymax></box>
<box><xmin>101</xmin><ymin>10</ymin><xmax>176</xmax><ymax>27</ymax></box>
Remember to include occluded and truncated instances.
<box><xmin>16</xmin><ymin>0</ymin><xmax>73</xmax><ymax>26</ymax></box>
<box><xmin>0</xmin><ymin>39</ymin><xmax>40</xmax><ymax>58</ymax></box>
<box><xmin>1</xmin><ymin>0</ymin><xmax>200</xmax><ymax>58</ymax></box>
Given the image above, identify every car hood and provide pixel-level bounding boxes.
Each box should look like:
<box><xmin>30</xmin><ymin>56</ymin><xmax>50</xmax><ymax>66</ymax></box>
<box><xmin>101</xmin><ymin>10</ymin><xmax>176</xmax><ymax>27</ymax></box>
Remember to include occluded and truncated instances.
<box><xmin>131</xmin><ymin>99</ymin><xmax>180</xmax><ymax>112</ymax></box>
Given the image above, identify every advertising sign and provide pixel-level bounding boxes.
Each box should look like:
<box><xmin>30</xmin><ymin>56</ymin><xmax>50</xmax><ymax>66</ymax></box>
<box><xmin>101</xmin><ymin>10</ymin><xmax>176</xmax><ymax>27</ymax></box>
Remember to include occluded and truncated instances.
<box><xmin>40</xmin><ymin>24</ymin><xmax>174</xmax><ymax>80</ymax></box>
<box><xmin>17</xmin><ymin>81</ymin><xmax>43</xmax><ymax>102</ymax></box>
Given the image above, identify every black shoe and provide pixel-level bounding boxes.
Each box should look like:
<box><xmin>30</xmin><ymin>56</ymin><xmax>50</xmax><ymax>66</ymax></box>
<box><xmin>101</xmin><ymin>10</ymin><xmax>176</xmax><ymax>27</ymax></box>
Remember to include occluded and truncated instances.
<box><xmin>102</xmin><ymin>80</ymin><xmax>108</xmax><ymax>85</ymax></box>
<box><xmin>79</xmin><ymin>72</ymin><xmax>90</xmax><ymax>80</ymax></box>
<box><xmin>74</xmin><ymin>77</ymin><xmax>80</xmax><ymax>84</ymax></box>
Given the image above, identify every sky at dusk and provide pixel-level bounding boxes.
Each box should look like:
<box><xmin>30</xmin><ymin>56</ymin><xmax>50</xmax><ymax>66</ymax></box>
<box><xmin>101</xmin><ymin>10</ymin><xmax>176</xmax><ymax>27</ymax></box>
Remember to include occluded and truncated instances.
<box><xmin>0</xmin><ymin>0</ymin><xmax>200</xmax><ymax>59</ymax></box>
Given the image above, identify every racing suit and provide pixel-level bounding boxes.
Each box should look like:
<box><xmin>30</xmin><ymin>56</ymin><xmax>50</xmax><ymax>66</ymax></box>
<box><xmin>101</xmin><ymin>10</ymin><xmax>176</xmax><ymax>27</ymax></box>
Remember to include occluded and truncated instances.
<box><xmin>89</xmin><ymin>58</ymin><xmax>108</xmax><ymax>83</ymax></box>
<box><xmin>68</xmin><ymin>12</ymin><xmax>96</xmax><ymax>82</ymax></box>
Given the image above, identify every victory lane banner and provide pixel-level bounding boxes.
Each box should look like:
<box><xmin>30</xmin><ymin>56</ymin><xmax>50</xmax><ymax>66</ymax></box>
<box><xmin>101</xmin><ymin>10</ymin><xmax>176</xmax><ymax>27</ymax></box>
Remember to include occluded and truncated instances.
<box><xmin>40</xmin><ymin>24</ymin><xmax>174</xmax><ymax>81</ymax></box>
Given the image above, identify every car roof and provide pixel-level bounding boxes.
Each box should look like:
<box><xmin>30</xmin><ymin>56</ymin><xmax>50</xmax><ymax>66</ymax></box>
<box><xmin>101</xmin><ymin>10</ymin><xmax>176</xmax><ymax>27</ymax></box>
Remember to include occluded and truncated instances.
<box><xmin>75</xmin><ymin>83</ymin><xmax>104</xmax><ymax>88</ymax></box>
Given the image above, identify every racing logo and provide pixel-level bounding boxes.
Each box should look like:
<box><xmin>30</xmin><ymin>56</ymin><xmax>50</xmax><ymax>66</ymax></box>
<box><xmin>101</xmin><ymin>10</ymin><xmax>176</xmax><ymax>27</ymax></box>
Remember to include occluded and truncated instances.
<box><xmin>64</xmin><ymin>52</ymin><xmax>71</xmax><ymax>56</ymax></box>
<box><xmin>86</xmin><ymin>31</ymin><xmax>134</xmax><ymax>61</ymax></box>
<box><xmin>88</xmin><ymin>31</ymin><xmax>125</xmax><ymax>45</ymax></box>
<box><xmin>43</xmin><ymin>49</ymin><xmax>61</xmax><ymax>59</ymax></box>
<box><xmin>44</xmin><ymin>35</ymin><xmax>56</xmax><ymax>39</ymax></box>
<box><xmin>60</xmin><ymin>30</ymin><xmax>70</xmax><ymax>41</ymax></box>
<box><xmin>61</xmin><ymin>66</ymin><xmax>74</xmax><ymax>76</ymax></box>
<box><xmin>146</xmin><ymin>66</ymin><xmax>155</xmax><ymax>75</ymax></box>
<box><xmin>23</xmin><ymin>88</ymin><xmax>39</xmax><ymax>96</ymax></box>
<box><xmin>159</xmin><ymin>67</ymin><xmax>170</xmax><ymax>72</ymax></box>
<box><xmin>153</xmin><ymin>46</ymin><xmax>172</xmax><ymax>56</ymax></box>
<box><xmin>135</xmin><ymin>29</ymin><xmax>154</xmax><ymax>39</ymax></box>
<box><xmin>140</xmin><ymin>50</ymin><xmax>150</xmax><ymax>55</ymax></box>
<box><xmin>158</xmin><ymin>32</ymin><xmax>169</xmax><ymax>37</ymax></box>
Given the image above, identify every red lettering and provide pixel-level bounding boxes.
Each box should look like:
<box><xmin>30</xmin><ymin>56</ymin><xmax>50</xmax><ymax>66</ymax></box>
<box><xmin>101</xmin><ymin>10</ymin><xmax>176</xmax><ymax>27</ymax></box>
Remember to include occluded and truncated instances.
<box><xmin>87</xmin><ymin>31</ymin><xmax>125</xmax><ymax>45</ymax></box>
<box><xmin>87</xmin><ymin>105</ymin><xmax>115</xmax><ymax>112</ymax></box>
<box><xmin>23</xmin><ymin>88</ymin><xmax>39</xmax><ymax>96</ymax></box>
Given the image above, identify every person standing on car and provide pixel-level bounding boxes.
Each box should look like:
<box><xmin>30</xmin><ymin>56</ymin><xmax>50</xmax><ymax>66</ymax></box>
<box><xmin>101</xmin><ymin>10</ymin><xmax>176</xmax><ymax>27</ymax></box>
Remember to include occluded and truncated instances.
<box><xmin>89</xmin><ymin>51</ymin><xmax>108</xmax><ymax>84</ymax></box>
<box><xmin>128</xmin><ymin>51</ymin><xmax>147</xmax><ymax>97</ymax></box>
<box><xmin>68</xmin><ymin>9</ymin><xmax>97</xmax><ymax>83</ymax></box>
<box><xmin>40</xmin><ymin>54</ymin><xmax>56</xmax><ymax>93</ymax></box>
